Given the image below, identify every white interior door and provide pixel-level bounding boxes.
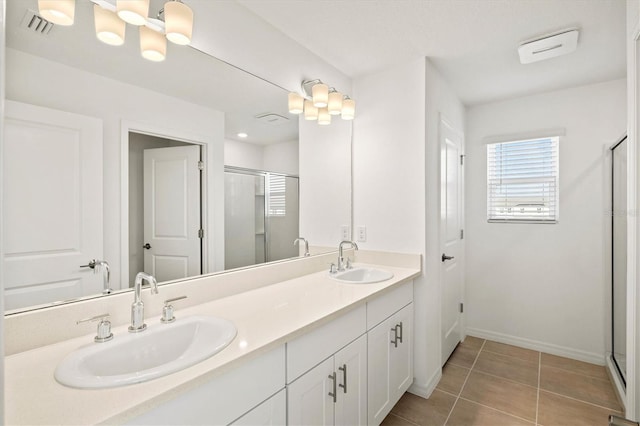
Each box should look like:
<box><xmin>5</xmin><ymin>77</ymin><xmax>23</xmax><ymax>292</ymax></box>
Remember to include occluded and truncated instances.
<box><xmin>143</xmin><ymin>145</ymin><xmax>201</xmax><ymax>282</ymax></box>
<box><xmin>3</xmin><ymin>101</ymin><xmax>103</xmax><ymax>311</ymax></box>
<box><xmin>440</xmin><ymin>117</ymin><xmax>464</xmax><ymax>364</ymax></box>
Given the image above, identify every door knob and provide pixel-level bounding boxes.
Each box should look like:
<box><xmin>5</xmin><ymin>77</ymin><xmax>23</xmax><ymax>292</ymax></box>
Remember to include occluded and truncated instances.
<box><xmin>143</xmin><ymin>243</ymin><xmax>152</xmax><ymax>250</ymax></box>
<box><xmin>442</xmin><ymin>254</ymin><xmax>454</xmax><ymax>262</ymax></box>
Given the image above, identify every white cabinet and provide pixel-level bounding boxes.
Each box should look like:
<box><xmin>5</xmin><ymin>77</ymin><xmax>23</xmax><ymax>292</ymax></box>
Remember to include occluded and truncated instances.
<box><xmin>231</xmin><ymin>389</ymin><xmax>286</xmax><ymax>426</ymax></box>
<box><xmin>367</xmin><ymin>303</ymin><xmax>413</xmax><ymax>425</ymax></box>
<box><xmin>288</xmin><ymin>334</ymin><xmax>367</xmax><ymax>426</ymax></box>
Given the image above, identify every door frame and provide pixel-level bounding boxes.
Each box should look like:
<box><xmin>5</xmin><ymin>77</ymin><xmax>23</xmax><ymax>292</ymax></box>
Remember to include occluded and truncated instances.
<box><xmin>439</xmin><ymin>113</ymin><xmax>465</xmax><ymax>363</ymax></box>
<box><xmin>120</xmin><ymin>120</ymin><xmax>214</xmax><ymax>289</ymax></box>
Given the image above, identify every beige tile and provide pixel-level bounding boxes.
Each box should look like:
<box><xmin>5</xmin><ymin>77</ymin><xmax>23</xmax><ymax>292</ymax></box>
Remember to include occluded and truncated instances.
<box><xmin>460</xmin><ymin>336</ymin><xmax>485</xmax><ymax>349</ymax></box>
<box><xmin>460</xmin><ymin>371</ymin><xmax>537</xmax><ymax>421</ymax></box>
<box><xmin>540</xmin><ymin>365</ymin><xmax>622</xmax><ymax>411</ymax></box>
<box><xmin>436</xmin><ymin>364</ymin><xmax>470</xmax><ymax>395</ymax></box>
<box><xmin>382</xmin><ymin>413</ymin><xmax>419</xmax><ymax>426</ymax></box>
<box><xmin>446</xmin><ymin>398</ymin><xmax>534</xmax><ymax>426</ymax></box>
<box><xmin>391</xmin><ymin>390</ymin><xmax>456</xmax><ymax>426</ymax></box>
<box><xmin>447</xmin><ymin>344</ymin><xmax>480</xmax><ymax>368</ymax></box>
<box><xmin>482</xmin><ymin>341</ymin><xmax>539</xmax><ymax>362</ymax></box>
<box><xmin>541</xmin><ymin>353</ymin><xmax>609</xmax><ymax>380</ymax></box>
<box><xmin>538</xmin><ymin>390</ymin><xmax>623</xmax><ymax>426</ymax></box>
<box><xmin>473</xmin><ymin>350</ymin><xmax>539</xmax><ymax>387</ymax></box>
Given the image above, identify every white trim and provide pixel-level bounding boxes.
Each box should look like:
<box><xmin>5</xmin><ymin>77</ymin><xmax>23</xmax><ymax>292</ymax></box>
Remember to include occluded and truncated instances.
<box><xmin>119</xmin><ymin>120</ymin><xmax>216</xmax><ymax>289</ymax></box>
<box><xmin>481</xmin><ymin>128</ymin><xmax>566</xmax><ymax>145</ymax></box>
<box><xmin>626</xmin><ymin>20</ymin><xmax>640</xmax><ymax>421</ymax></box>
<box><xmin>466</xmin><ymin>327</ymin><xmax>605</xmax><ymax>365</ymax></box>
<box><xmin>408</xmin><ymin>367</ymin><xmax>442</xmax><ymax>399</ymax></box>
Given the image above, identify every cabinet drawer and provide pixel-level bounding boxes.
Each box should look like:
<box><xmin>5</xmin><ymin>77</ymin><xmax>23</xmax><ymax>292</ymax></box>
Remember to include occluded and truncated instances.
<box><xmin>126</xmin><ymin>345</ymin><xmax>285</xmax><ymax>425</ymax></box>
<box><xmin>287</xmin><ymin>304</ymin><xmax>366</xmax><ymax>383</ymax></box>
<box><xmin>367</xmin><ymin>280</ymin><xmax>413</xmax><ymax>330</ymax></box>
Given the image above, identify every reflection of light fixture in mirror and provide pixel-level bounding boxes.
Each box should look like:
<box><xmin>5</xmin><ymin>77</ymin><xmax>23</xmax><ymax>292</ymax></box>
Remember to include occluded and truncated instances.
<box><xmin>116</xmin><ymin>0</ymin><xmax>150</xmax><ymax>26</ymax></box>
<box><xmin>288</xmin><ymin>93</ymin><xmax>304</xmax><ymax>114</ymax></box>
<box><xmin>327</xmin><ymin>89</ymin><xmax>343</xmax><ymax>115</ymax></box>
<box><xmin>237</xmin><ymin>132</ymin><xmax>248</xmax><ymax>138</ymax></box>
<box><xmin>164</xmin><ymin>0</ymin><xmax>194</xmax><ymax>45</ymax></box>
<box><xmin>140</xmin><ymin>26</ymin><xmax>166</xmax><ymax>61</ymax></box>
<box><xmin>93</xmin><ymin>5</ymin><xmax>126</xmax><ymax>46</ymax></box>
<box><xmin>38</xmin><ymin>0</ymin><xmax>75</xmax><ymax>26</ymax></box>
<box><xmin>341</xmin><ymin>97</ymin><xmax>355</xmax><ymax>120</ymax></box>
<box><xmin>304</xmin><ymin>100</ymin><xmax>318</xmax><ymax>120</ymax></box>
<box><xmin>317</xmin><ymin>108</ymin><xmax>331</xmax><ymax>125</ymax></box>
<box><xmin>312</xmin><ymin>82</ymin><xmax>329</xmax><ymax>108</ymax></box>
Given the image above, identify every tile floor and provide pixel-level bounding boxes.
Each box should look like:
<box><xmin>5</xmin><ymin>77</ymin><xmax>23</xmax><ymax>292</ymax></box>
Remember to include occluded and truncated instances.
<box><xmin>382</xmin><ymin>337</ymin><xmax>624</xmax><ymax>426</ymax></box>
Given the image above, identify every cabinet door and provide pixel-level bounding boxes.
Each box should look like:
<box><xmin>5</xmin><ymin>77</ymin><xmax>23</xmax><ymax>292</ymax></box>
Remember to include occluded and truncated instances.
<box><xmin>334</xmin><ymin>335</ymin><xmax>367</xmax><ymax>426</ymax></box>
<box><xmin>288</xmin><ymin>357</ymin><xmax>335</xmax><ymax>426</ymax></box>
<box><xmin>367</xmin><ymin>316</ymin><xmax>394</xmax><ymax>425</ymax></box>
<box><xmin>390</xmin><ymin>304</ymin><xmax>413</xmax><ymax>397</ymax></box>
<box><xmin>231</xmin><ymin>389</ymin><xmax>286</xmax><ymax>426</ymax></box>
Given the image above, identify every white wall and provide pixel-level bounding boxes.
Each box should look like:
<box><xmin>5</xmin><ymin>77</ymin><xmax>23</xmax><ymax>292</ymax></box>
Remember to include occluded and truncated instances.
<box><xmin>224</xmin><ymin>139</ymin><xmax>299</xmax><ymax>176</ymax></box>
<box><xmin>465</xmin><ymin>79</ymin><xmax>626</xmax><ymax>363</ymax></box>
<box><xmin>352</xmin><ymin>57</ymin><xmax>464</xmax><ymax>397</ymax></box>
<box><xmin>0</xmin><ymin>0</ymin><xmax>5</xmax><ymax>421</ymax></box>
<box><xmin>6</xmin><ymin>49</ymin><xmax>225</xmax><ymax>289</ymax></box>
<box><xmin>299</xmin><ymin>117</ymin><xmax>352</xmax><ymax>248</ymax></box>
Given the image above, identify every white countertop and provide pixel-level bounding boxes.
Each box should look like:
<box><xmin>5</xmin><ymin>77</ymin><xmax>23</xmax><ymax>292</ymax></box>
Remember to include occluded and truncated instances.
<box><xmin>5</xmin><ymin>262</ymin><xmax>420</xmax><ymax>425</ymax></box>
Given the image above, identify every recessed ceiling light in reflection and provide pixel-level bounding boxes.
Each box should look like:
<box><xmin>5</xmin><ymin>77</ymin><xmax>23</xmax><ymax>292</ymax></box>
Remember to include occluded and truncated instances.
<box><xmin>237</xmin><ymin>133</ymin><xmax>248</xmax><ymax>138</ymax></box>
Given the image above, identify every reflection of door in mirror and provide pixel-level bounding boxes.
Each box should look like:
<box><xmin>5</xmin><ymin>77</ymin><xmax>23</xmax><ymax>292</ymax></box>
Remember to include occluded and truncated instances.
<box><xmin>128</xmin><ymin>133</ymin><xmax>203</xmax><ymax>285</ymax></box>
<box><xmin>224</xmin><ymin>169</ymin><xmax>299</xmax><ymax>269</ymax></box>
<box><xmin>3</xmin><ymin>101</ymin><xmax>104</xmax><ymax>311</ymax></box>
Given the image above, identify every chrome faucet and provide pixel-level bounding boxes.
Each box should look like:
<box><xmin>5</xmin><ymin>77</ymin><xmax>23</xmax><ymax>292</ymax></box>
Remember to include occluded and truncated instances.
<box><xmin>294</xmin><ymin>237</ymin><xmax>310</xmax><ymax>257</ymax></box>
<box><xmin>94</xmin><ymin>260</ymin><xmax>111</xmax><ymax>295</ymax></box>
<box><xmin>338</xmin><ymin>240</ymin><xmax>359</xmax><ymax>271</ymax></box>
<box><xmin>128</xmin><ymin>272</ymin><xmax>158</xmax><ymax>333</ymax></box>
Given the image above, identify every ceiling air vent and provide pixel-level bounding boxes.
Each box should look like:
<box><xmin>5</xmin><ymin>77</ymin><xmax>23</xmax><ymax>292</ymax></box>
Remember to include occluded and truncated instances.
<box><xmin>255</xmin><ymin>113</ymin><xmax>290</xmax><ymax>125</ymax></box>
<box><xmin>518</xmin><ymin>28</ymin><xmax>579</xmax><ymax>64</ymax></box>
<box><xmin>20</xmin><ymin>10</ymin><xmax>54</xmax><ymax>35</ymax></box>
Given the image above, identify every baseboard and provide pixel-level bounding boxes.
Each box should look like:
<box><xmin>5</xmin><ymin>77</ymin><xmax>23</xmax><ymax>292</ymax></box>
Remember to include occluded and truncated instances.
<box><xmin>466</xmin><ymin>327</ymin><xmax>605</xmax><ymax>365</ymax></box>
<box><xmin>606</xmin><ymin>353</ymin><xmax>627</xmax><ymax>412</ymax></box>
<box><xmin>408</xmin><ymin>368</ymin><xmax>441</xmax><ymax>399</ymax></box>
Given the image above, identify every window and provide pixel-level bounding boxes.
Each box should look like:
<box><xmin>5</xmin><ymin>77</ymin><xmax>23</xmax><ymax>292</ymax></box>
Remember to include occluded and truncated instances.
<box><xmin>267</xmin><ymin>174</ymin><xmax>286</xmax><ymax>216</ymax></box>
<box><xmin>487</xmin><ymin>136</ymin><xmax>559</xmax><ymax>223</ymax></box>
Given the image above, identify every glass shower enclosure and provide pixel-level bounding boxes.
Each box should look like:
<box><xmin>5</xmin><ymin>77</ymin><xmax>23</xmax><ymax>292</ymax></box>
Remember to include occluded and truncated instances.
<box><xmin>611</xmin><ymin>135</ymin><xmax>627</xmax><ymax>386</ymax></box>
<box><xmin>224</xmin><ymin>167</ymin><xmax>299</xmax><ymax>270</ymax></box>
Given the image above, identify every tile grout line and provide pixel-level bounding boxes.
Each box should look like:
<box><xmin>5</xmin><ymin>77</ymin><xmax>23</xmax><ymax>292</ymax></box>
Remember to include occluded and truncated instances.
<box><xmin>539</xmin><ymin>388</ymin><xmax>625</xmax><ymax>413</ymax></box>
<box><xmin>456</xmin><ymin>396</ymin><xmax>537</xmax><ymax>425</ymax></box>
<box><xmin>443</xmin><ymin>339</ymin><xmax>486</xmax><ymax>425</ymax></box>
<box><xmin>535</xmin><ymin>351</ymin><xmax>541</xmax><ymax>426</ymax></box>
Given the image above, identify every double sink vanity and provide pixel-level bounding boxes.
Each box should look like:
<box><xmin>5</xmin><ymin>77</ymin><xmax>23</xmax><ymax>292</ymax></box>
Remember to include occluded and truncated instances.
<box><xmin>4</xmin><ymin>249</ymin><xmax>421</xmax><ymax>425</ymax></box>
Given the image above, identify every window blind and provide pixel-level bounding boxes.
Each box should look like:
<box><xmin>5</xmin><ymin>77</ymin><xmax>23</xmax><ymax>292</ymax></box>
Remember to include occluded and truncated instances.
<box><xmin>268</xmin><ymin>174</ymin><xmax>286</xmax><ymax>216</ymax></box>
<box><xmin>487</xmin><ymin>137</ymin><xmax>559</xmax><ymax>223</ymax></box>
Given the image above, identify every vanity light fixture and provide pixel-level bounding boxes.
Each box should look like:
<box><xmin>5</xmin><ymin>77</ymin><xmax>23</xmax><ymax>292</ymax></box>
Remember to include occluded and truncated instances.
<box><xmin>289</xmin><ymin>79</ymin><xmax>356</xmax><ymax>124</ymax></box>
<box><xmin>38</xmin><ymin>0</ymin><xmax>76</xmax><ymax>26</ymax></box>
<box><xmin>93</xmin><ymin>4</ymin><xmax>125</xmax><ymax>45</ymax></box>
<box><xmin>116</xmin><ymin>0</ymin><xmax>149</xmax><ymax>26</ymax></box>
<box><xmin>140</xmin><ymin>25</ymin><xmax>167</xmax><ymax>61</ymax></box>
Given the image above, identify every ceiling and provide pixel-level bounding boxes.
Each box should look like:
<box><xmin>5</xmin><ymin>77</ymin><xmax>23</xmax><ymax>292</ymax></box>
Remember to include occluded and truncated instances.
<box><xmin>238</xmin><ymin>0</ymin><xmax>627</xmax><ymax>106</ymax></box>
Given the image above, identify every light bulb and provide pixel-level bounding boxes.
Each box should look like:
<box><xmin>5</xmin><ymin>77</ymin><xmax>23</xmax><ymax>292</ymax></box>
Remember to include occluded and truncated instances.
<box><xmin>327</xmin><ymin>91</ymin><xmax>343</xmax><ymax>115</ymax></box>
<box><xmin>312</xmin><ymin>83</ymin><xmax>328</xmax><ymax>108</ymax></box>
<box><xmin>94</xmin><ymin>5</ymin><xmax>126</xmax><ymax>46</ymax></box>
<box><xmin>341</xmin><ymin>97</ymin><xmax>355</xmax><ymax>120</ymax></box>
<box><xmin>304</xmin><ymin>100</ymin><xmax>318</xmax><ymax>120</ymax></box>
<box><xmin>140</xmin><ymin>26</ymin><xmax>166</xmax><ymax>62</ymax></box>
<box><xmin>164</xmin><ymin>0</ymin><xmax>193</xmax><ymax>45</ymax></box>
<box><xmin>318</xmin><ymin>108</ymin><xmax>331</xmax><ymax>125</ymax></box>
<box><xmin>288</xmin><ymin>93</ymin><xmax>304</xmax><ymax>114</ymax></box>
<box><xmin>117</xmin><ymin>0</ymin><xmax>149</xmax><ymax>26</ymax></box>
<box><xmin>38</xmin><ymin>0</ymin><xmax>75</xmax><ymax>26</ymax></box>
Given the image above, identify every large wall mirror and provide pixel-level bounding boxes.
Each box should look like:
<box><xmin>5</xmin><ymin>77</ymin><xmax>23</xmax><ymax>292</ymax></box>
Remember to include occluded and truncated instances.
<box><xmin>3</xmin><ymin>0</ymin><xmax>352</xmax><ymax>313</ymax></box>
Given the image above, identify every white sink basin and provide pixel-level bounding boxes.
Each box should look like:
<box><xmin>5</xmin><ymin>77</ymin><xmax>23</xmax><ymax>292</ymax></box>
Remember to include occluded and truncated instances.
<box><xmin>331</xmin><ymin>267</ymin><xmax>394</xmax><ymax>284</ymax></box>
<box><xmin>55</xmin><ymin>315</ymin><xmax>237</xmax><ymax>389</ymax></box>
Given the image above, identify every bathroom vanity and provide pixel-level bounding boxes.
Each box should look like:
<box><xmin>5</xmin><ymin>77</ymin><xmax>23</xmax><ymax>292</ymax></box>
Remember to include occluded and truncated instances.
<box><xmin>4</xmin><ymin>251</ymin><xmax>420</xmax><ymax>425</ymax></box>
